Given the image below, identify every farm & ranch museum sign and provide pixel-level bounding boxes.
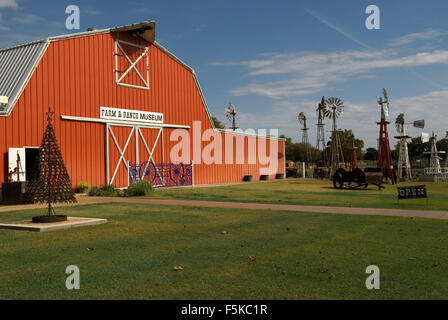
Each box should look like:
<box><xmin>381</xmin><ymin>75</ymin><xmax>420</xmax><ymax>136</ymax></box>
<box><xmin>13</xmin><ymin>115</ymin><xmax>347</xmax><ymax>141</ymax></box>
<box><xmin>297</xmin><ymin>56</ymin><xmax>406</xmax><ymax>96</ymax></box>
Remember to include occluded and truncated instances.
<box><xmin>100</xmin><ymin>107</ymin><xmax>164</xmax><ymax>124</ymax></box>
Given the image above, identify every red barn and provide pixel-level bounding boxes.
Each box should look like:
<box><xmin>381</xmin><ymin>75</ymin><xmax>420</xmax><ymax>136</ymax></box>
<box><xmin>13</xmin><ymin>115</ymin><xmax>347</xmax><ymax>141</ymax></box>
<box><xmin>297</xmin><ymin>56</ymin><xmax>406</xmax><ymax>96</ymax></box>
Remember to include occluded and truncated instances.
<box><xmin>0</xmin><ymin>21</ymin><xmax>285</xmax><ymax>192</ymax></box>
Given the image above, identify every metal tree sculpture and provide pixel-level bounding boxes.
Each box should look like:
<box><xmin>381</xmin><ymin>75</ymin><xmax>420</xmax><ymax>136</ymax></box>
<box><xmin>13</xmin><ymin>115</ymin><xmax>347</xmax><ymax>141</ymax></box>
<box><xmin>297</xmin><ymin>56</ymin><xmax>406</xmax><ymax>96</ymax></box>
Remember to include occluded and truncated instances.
<box><xmin>26</xmin><ymin>108</ymin><xmax>76</xmax><ymax>222</ymax></box>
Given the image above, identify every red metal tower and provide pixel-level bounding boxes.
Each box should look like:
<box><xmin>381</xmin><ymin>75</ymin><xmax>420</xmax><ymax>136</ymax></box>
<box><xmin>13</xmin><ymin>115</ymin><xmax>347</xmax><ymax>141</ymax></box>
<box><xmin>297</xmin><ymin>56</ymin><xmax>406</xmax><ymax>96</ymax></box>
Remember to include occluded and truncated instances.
<box><xmin>376</xmin><ymin>89</ymin><xmax>396</xmax><ymax>184</ymax></box>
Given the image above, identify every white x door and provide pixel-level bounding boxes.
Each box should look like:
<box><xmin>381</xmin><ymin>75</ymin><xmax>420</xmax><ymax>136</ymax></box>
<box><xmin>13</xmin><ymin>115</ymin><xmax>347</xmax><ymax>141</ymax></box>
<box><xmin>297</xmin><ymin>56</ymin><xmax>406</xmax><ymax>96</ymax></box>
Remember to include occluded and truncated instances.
<box><xmin>105</xmin><ymin>124</ymin><xmax>164</xmax><ymax>187</ymax></box>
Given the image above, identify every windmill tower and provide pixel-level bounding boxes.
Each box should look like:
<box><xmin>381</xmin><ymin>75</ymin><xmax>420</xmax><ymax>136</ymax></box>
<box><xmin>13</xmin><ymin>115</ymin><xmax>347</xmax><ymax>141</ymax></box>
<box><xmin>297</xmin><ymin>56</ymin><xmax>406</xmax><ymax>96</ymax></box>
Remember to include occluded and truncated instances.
<box><xmin>376</xmin><ymin>88</ymin><xmax>396</xmax><ymax>184</ymax></box>
<box><xmin>424</xmin><ymin>132</ymin><xmax>446</xmax><ymax>175</ymax></box>
<box><xmin>324</xmin><ymin>97</ymin><xmax>344</xmax><ymax>176</ymax></box>
<box><xmin>394</xmin><ymin>114</ymin><xmax>425</xmax><ymax>180</ymax></box>
<box><xmin>298</xmin><ymin>112</ymin><xmax>311</xmax><ymax>163</ymax></box>
<box><xmin>316</xmin><ymin>97</ymin><xmax>326</xmax><ymax>151</ymax></box>
<box><xmin>298</xmin><ymin>112</ymin><xmax>310</xmax><ymax>144</ymax></box>
<box><xmin>225</xmin><ymin>103</ymin><xmax>239</xmax><ymax>131</ymax></box>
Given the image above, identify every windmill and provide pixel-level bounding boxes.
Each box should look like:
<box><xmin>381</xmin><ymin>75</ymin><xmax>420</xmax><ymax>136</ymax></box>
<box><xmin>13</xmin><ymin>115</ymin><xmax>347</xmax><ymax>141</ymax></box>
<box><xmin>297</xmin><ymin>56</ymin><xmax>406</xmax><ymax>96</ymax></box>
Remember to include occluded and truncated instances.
<box><xmin>376</xmin><ymin>88</ymin><xmax>396</xmax><ymax>184</ymax></box>
<box><xmin>423</xmin><ymin>132</ymin><xmax>446</xmax><ymax>176</ymax></box>
<box><xmin>316</xmin><ymin>97</ymin><xmax>326</xmax><ymax>151</ymax></box>
<box><xmin>225</xmin><ymin>103</ymin><xmax>239</xmax><ymax>131</ymax></box>
<box><xmin>394</xmin><ymin>113</ymin><xmax>424</xmax><ymax>180</ymax></box>
<box><xmin>298</xmin><ymin>112</ymin><xmax>310</xmax><ymax>144</ymax></box>
<box><xmin>324</xmin><ymin>97</ymin><xmax>344</xmax><ymax>176</ymax></box>
<box><xmin>298</xmin><ymin>112</ymin><xmax>311</xmax><ymax>163</ymax></box>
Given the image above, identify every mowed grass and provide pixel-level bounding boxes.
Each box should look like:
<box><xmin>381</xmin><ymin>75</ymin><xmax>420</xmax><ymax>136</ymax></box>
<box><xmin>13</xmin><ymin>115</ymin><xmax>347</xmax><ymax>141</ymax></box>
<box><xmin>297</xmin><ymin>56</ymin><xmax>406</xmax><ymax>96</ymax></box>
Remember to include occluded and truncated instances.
<box><xmin>0</xmin><ymin>203</ymin><xmax>447</xmax><ymax>299</ymax></box>
<box><xmin>151</xmin><ymin>179</ymin><xmax>448</xmax><ymax>211</ymax></box>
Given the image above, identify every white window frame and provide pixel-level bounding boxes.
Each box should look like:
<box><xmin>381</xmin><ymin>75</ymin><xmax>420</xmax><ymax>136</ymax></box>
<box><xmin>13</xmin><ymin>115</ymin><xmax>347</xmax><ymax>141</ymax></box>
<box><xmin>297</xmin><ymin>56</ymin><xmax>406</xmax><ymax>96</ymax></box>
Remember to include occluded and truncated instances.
<box><xmin>114</xmin><ymin>40</ymin><xmax>149</xmax><ymax>90</ymax></box>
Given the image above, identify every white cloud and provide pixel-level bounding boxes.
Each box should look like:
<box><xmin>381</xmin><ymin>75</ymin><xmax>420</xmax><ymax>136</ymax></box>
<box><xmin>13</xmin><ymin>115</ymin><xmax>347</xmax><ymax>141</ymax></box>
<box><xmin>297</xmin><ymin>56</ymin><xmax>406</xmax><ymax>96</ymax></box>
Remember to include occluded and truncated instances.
<box><xmin>212</xmin><ymin>49</ymin><xmax>448</xmax><ymax>99</ymax></box>
<box><xmin>0</xmin><ymin>0</ymin><xmax>18</xmax><ymax>9</ymax></box>
<box><xmin>389</xmin><ymin>29</ymin><xmax>448</xmax><ymax>47</ymax></box>
<box><xmin>84</xmin><ymin>8</ymin><xmax>103</xmax><ymax>16</ymax></box>
<box><xmin>11</xmin><ymin>13</ymin><xmax>44</xmax><ymax>24</ymax></box>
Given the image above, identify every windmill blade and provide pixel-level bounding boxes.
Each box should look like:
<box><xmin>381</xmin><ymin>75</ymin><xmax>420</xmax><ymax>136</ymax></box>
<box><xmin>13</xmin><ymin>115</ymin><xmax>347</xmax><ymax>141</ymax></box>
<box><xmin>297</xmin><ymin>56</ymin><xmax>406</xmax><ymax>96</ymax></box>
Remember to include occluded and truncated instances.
<box><xmin>395</xmin><ymin>113</ymin><xmax>404</xmax><ymax>125</ymax></box>
<box><xmin>315</xmin><ymin>104</ymin><xmax>321</xmax><ymax>117</ymax></box>
<box><xmin>383</xmin><ymin>102</ymin><xmax>389</xmax><ymax>117</ymax></box>
<box><xmin>395</xmin><ymin>113</ymin><xmax>404</xmax><ymax>133</ymax></box>
<box><xmin>298</xmin><ymin>112</ymin><xmax>306</xmax><ymax>123</ymax></box>
<box><xmin>324</xmin><ymin>97</ymin><xmax>344</xmax><ymax>119</ymax></box>
<box><xmin>225</xmin><ymin>103</ymin><xmax>235</xmax><ymax>115</ymax></box>
<box><xmin>421</xmin><ymin>132</ymin><xmax>430</xmax><ymax>143</ymax></box>
<box><xmin>413</xmin><ymin>120</ymin><xmax>425</xmax><ymax>129</ymax></box>
<box><xmin>380</xmin><ymin>88</ymin><xmax>390</xmax><ymax>117</ymax></box>
<box><xmin>225</xmin><ymin>102</ymin><xmax>237</xmax><ymax>116</ymax></box>
<box><xmin>316</xmin><ymin>97</ymin><xmax>326</xmax><ymax>119</ymax></box>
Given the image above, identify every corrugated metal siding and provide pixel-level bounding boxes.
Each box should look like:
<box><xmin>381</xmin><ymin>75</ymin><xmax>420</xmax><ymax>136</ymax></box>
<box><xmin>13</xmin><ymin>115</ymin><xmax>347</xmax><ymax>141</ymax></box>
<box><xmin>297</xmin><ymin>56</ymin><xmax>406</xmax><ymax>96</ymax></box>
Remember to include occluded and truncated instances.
<box><xmin>0</xmin><ymin>31</ymin><xmax>285</xmax><ymax>188</ymax></box>
<box><xmin>0</xmin><ymin>40</ymin><xmax>48</xmax><ymax>115</ymax></box>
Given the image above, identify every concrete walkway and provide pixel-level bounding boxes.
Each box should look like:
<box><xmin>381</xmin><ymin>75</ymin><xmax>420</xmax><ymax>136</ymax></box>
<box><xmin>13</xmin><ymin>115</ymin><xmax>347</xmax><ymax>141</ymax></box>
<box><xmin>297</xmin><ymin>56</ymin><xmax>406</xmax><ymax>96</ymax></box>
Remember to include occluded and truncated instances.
<box><xmin>1</xmin><ymin>195</ymin><xmax>448</xmax><ymax>220</ymax></box>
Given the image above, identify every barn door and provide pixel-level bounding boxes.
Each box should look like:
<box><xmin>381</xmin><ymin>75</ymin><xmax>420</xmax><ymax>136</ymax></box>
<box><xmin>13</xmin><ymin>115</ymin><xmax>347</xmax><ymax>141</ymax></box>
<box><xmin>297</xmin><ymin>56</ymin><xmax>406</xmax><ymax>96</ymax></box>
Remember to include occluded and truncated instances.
<box><xmin>106</xmin><ymin>124</ymin><xmax>163</xmax><ymax>187</ymax></box>
<box><xmin>106</xmin><ymin>124</ymin><xmax>135</xmax><ymax>186</ymax></box>
<box><xmin>135</xmin><ymin>127</ymin><xmax>164</xmax><ymax>186</ymax></box>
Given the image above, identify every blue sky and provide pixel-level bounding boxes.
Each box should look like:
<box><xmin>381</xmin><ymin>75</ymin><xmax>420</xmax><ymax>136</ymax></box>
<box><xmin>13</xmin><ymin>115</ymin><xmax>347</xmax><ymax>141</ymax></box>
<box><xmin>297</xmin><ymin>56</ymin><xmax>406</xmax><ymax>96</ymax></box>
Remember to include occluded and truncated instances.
<box><xmin>0</xmin><ymin>0</ymin><xmax>447</xmax><ymax>148</ymax></box>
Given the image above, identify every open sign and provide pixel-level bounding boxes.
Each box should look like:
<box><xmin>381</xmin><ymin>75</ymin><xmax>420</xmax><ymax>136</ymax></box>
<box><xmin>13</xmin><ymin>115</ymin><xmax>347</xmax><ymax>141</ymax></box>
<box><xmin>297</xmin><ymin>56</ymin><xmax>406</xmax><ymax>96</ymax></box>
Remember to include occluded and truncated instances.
<box><xmin>397</xmin><ymin>185</ymin><xmax>427</xmax><ymax>200</ymax></box>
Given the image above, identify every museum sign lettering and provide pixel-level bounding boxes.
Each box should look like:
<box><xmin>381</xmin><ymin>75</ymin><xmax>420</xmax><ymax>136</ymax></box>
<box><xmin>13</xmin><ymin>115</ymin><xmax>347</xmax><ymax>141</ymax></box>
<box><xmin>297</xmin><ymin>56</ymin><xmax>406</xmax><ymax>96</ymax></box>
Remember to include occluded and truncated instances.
<box><xmin>100</xmin><ymin>107</ymin><xmax>164</xmax><ymax>124</ymax></box>
<box><xmin>397</xmin><ymin>185</ymin><xmax>427</xmax><ymax>200</ymax></box>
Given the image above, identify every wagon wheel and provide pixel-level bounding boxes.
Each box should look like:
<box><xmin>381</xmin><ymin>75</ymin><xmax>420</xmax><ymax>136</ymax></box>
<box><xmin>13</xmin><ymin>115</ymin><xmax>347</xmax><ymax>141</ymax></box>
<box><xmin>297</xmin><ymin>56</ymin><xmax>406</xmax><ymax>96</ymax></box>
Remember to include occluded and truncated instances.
<box><xmin>333</xmin><ymin>172</ymin><xmax>344</xmax><ymax>189</ymax></box>
<box><xmin>145</xmin><ymin>162</ymin><xmax>157</xmax><ymax>185</ymax></box>
<box><xmin>169</xmin><ymin>163</ymin><xmax>185</xmax><ymax>186</ymax></box>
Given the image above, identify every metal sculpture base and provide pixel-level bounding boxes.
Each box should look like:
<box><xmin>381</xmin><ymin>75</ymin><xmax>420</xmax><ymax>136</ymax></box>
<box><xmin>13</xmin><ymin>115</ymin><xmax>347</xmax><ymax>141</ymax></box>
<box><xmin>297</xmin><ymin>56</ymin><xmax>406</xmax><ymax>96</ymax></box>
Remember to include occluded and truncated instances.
<box><xmin>32</xmin><ymin>215</ymin><xmax>68</xmax><ymax>224</ymax></box>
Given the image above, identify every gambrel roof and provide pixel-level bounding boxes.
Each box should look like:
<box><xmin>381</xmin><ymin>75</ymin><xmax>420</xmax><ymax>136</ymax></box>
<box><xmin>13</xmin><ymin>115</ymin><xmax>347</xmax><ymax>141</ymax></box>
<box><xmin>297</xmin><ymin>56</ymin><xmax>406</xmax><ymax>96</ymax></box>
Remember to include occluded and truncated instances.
<box><xmin>0</xmin><ymin>21</ymin><xmax>159</xmax><ymax>117</ymax></box>
<box><xmin>0</xmin><ymin>40</ymin><xmax>49</xmax><ymax>115</ymax></box>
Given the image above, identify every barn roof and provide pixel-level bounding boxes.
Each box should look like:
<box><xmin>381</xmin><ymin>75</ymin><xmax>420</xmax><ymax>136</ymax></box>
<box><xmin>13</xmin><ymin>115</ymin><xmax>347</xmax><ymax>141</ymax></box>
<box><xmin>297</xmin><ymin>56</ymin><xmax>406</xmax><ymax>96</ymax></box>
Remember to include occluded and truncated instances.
<box><xmin>0</xmin><ymin>21</ymin><xmax>285</xmax><ymax>141</ymax></box>
<box><xmin>0</xmin><ymin>21</ymin><xmax>157</xmax><ymax>116</ymax></box>
<box><xmin>0</xmin><ymin>40</ymin><xmax>49</xmax><ymax>115</ymax></box>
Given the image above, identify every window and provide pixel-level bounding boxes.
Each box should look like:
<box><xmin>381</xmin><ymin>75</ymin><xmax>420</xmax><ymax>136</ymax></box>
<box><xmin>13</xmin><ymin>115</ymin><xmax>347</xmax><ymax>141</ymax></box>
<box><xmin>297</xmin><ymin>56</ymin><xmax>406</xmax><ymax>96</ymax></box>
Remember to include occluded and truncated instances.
<box><xmin>114</xmin><ymin>40</ymin><xmax>149</xmax><ymax>90</ymax></box>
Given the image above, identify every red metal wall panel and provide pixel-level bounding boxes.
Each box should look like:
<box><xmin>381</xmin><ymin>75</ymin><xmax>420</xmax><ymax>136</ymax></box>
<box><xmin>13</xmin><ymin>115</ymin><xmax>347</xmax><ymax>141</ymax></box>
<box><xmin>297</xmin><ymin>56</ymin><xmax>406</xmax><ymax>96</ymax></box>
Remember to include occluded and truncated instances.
<box><xmin>0</xmin><ymin>31</ymin><xmax>285</xmax><ymax>188</ymax></box>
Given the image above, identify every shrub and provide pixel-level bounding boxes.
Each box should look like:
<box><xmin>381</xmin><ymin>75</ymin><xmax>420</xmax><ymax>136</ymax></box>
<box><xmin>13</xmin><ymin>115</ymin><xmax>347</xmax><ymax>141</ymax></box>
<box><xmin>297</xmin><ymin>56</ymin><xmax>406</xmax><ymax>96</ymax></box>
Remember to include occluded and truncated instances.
<box><xmin>127</xmin><ymin>180</ymin><xmax>154</xmax><ymax>197</ymax></box>
<box><xmin>76</xmin><ymin>182</ymin><xmax>91</xmax><ymax>193</ymax></box>
<box><xmin>88</xmin><ymin>184</ymin><xmax>119</xmax><ymax>197</ymax></box>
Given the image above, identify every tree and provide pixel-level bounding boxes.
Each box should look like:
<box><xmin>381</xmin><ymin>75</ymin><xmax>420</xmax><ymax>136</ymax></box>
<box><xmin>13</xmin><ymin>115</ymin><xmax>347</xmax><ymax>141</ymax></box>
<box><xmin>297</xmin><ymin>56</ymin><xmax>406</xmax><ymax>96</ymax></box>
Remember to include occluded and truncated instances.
<box><xmin>26</xmin><ymin>109</ymin><xmax>76</xmax><ymax>222</ymax></box>
<box><xmin>437</xmin><ymin>138</ymin><xmax>448</xmax><ymax>163</ymax></box>
<box><xmin>336</xmin><ymin>129</ymin><xmax>365</xmax><ymax>161</ymax></box>
<box><xmin>211</xmin><ymin>116</ymin><xmax>225</xmax><ymax>129</ymax></box>
<box><xmin>282</xmin><ymin>135</ymin><xmax>321</xmax><ymax>163</ymax></box>
<box><xmin>279</xmin><ymin>134</ymin><xmax>292</xmax><ymax>145</ymax></box>
<box><xmin>364</xmin><ymin>148</ymin><xmax>378</xmax><ymax>161</ymax></box>
<box><xmin>407</xmin><ymin>137</ymin><xmax>430</xmax><ymax>160</ymax></box>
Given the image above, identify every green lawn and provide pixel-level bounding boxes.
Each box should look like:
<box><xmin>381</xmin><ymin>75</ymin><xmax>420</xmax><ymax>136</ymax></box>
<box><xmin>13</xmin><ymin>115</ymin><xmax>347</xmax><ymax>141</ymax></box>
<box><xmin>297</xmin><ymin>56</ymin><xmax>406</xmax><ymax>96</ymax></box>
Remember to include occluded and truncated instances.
<box><xmin>151</xmin><ymin>179</ymin><xmax>448</xmax><ymax>211</ymax></box>
<box><xmin>1</xmin><ymin>203</ymin><xmax>447</xmax><ymax>299</ymax></box>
